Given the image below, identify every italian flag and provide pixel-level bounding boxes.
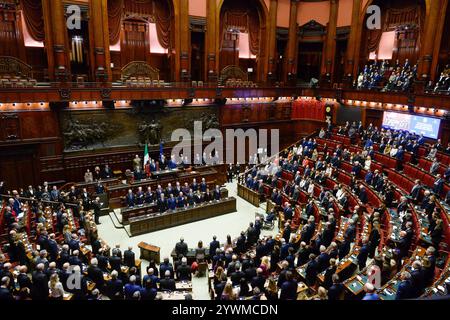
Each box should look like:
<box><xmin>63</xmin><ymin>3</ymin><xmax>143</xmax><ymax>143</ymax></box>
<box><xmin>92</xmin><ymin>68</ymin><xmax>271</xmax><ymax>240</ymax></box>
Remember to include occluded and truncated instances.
<box><xmin>144</xmin><ymin>143</ymin><xmax>150</xmax><ymax>165</ymax></box>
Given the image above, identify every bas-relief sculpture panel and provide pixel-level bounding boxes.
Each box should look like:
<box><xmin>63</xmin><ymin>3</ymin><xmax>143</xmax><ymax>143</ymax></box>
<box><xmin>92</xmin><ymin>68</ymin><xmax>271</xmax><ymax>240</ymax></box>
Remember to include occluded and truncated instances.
<box><xmin>60</xmin><ymin>105</ymin><xmax>219</xmax><ymax>151</ymax></box>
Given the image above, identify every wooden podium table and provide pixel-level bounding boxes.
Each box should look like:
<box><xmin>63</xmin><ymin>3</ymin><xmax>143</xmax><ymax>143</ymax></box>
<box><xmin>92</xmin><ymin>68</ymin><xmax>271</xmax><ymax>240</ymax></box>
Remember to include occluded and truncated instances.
<box><xmin>137</xmin><ymin>241</ymin><xmax>161</xmax><ymax>264</ymax></box>
<box><xmin>129</xmin><ymin>197</ymin><xmax>237</xmax><ymax>236</ymax></box>
<box><xmin>237</xmin><ymin>183</ymin><xmax>261</xmax><ymax>207</ymax></box>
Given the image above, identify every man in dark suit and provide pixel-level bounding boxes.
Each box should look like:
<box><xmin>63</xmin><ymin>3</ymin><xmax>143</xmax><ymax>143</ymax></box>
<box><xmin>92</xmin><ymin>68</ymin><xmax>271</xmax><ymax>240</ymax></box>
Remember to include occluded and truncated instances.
<box><xmin>358</xmin><ymin>185</ymin><xmax>368</xmax><ymax>204</ymax></box>
<box><xmin>87</xmin><ymin>258</ymin><xmax>105</xmax><ymax>292</ymax></box>
<box><xmin>47</xmin><ymin>233</ymin><xmax>59</xmax><ymax>262</ymax></box>
<box><xmin>301</xmin><ymin>216</ymin><xmax>315</xmax><ymax>244</ymax></box>
<box><xmin>160</xmin><ymin>271</ymin><xmax>176</xmax><ymax>291</ymax></box>
<box><xmin>344</xmin><ymin>219</ymin><xmax>356</xmax><ymax>243</ymax></box>
<box><xmin>125</xmin><ymin>189</ymin><xmax>135</xmax><ymax>208</ymax></box>
<box><xmin>159</xmin><ymin>258</ymin><xmax>174</xmax><ymax>279</ymax></box>
<box><xmin>357</xmin><ymin>238</ymin><xmax>370</xmax><ymax>270</ymax></box>
<box><xmin>410</xmin><ymin>260</ymin><xmax>425</xmax><ymax>298</ymax></box>
<box><xmin>395</xmin><ymin>271</ymin><xmax>414</xmax><ymax>300</ymax></box>
<box><xmin>109</xmin><ymin>251</ymin><xmax>122</xmax><ymax>272</ymax></box>
<box><xmin>123</xmin><ymin>246</ymin><xmax>136</xmax><ymax>268</ymax></box>
<box><xmin>50</xmin><ymin>186</ymin><xmax>61</xmax><ymax>202</ymax></box>
<box><xmin>236</xmin><ymin>232</ymin><xmax>246</xmax><ymax>254</ymax></box>
<box><xmin>433</xmin><ymin>174</ymin><xmax>444</xmax><ymax>196</ymax></box>
<box><xmin>105</xmin><ymin>270</ymin><xmax>123</xmax><ymax>300</ymax></box>
<box><xmin>95</xmin><ymin>182</ymin><xmax>105</xmax><ymax>195</ymax></box>
<box><xmin>251</xmin><ymin>268</ymin><xmax>265</xmax><ymax>292</ymax></box>
<box><xmin>92</xmin><ymin>197</ymin><xmax>102</xmax><ymax>224</ymax></box>
<box><xmin>68</xmin><ymin>234</ymin><xmax>80</xmax><ymax>253</ymax></box>
<box><xmin>317</xmin><ymin>246</ymin><xmax>330</xmax><ymax>272</ymax></box>
<box><xmin>283</xmin><ymin>204</ymin><xmax>293</xmax><ymax>221</ymax></box>
<box><xmin>176</xmin><ymin>258</ymin><xmax>192</xmax><ymax>281</ymax></box>
<box><xmin>230</xmin><ymin>264</ymin><xmax>245</xmax><ymax>286</ymax></box>
<box><xmin>328</xmin><ymin>274</ymin><xmax>344</xmax><ymax>300</ymax></box>
<box><xmin>209</xmin><ymin>236</ymin><xmax>220</xmax><ymax>258</ymax></box>
<box><xmin>409</xmin><ymin>180</ymin><xmax>422</xmax><ymax>202</ymax></box>
<box><xmin>175</xmin><ymin>238</ymin><xmax>188</xmax><ymax>257</ymax></box>
<box><xmin>31</xmin><ymin>264</ymin><xmax>49</xmax><ymax>300</ymax></box>
<box><xmin>305</xmin><ymin>254</ymin><xmax>319</xmax><ymax>287</ymax></box>
<box><xmin>0</xmin><ymin>277</ymin><xmax>13</xmax><ymax>301</ymax></box>
<box><xmin>280</xmin><ymin>271</ymin><xmax>298</xmax><ymax>300</ymax></box>
<box><xmin>423</xmin><ymin>247</ymin><xmax>436</xmax><ymax>286</ymax></box>
<box><xmin>17</xmin><ymin>266</ymin><xmax>32</xmax><ymax>290</ymax></box>
<box><xmin>102</xmin><ymin>164</ymin><xmax>113</xmax><ymax>179</ymax></box>
<box><xmin>158</xmin><ymin>194</ymin><xmax>168</xmax><ymax>213</ymax></box>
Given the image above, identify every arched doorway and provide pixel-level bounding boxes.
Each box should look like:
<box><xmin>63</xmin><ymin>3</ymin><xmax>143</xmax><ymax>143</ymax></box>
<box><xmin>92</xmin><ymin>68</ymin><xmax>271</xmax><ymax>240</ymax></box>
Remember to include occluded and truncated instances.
<box><xmin>218</xmin><ymin>0</ymin><xmax>268</xmax><ymax>82</ymax></box>
<box><xmin>107</xmin><ymin>0</ymin><xmax>175</xmax><ymax>81</ymax></box>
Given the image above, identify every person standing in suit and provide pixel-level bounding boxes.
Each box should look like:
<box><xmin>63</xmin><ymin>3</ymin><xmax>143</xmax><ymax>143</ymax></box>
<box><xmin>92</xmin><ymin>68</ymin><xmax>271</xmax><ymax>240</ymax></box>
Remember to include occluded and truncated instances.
<box><xmin>158</xmin><ymin>194</ymin><xmax>168</xmax><ymax>213</ymax></box>
<box><xmin>305</xmin><ymin>254</ymin><xmax>318</xmax><ymax>287</ymax></box>
<box><xmin>175</xmin><ymin>238</ymin><xmax>188</xmax><ymax>257</ymax></box>
<box><xmin>280</xmin><ymin>271</ymin><xmax>298</xmax><ymax>300</ymax></box>
<box><xmin>410</xmin><ymin>260</ymin><xmax>425</xmax><ymax>298</ymax></box>
<box><xmin>160</xmin><ymin>271</ymin><xmax>176</xmax><ymax>291</ymax></box>
<box><xmin>105</xmin><ymin>270</ymin><xmax>123</xmax><ymax>300</ymax></box>
<box><xmin>109</xmin><ymin>251</ymin><xmax>122</xmax><ymax>273</ymax></box>
<box><xmin>0</xmin><ymin>277</ymin><xmax>13</xmax><ymax>301</ymax></box>
<box><xmin>396</xmin><ymin>271</ymin><xmax>414</xmax><ymax>300</ymax></box>
<box><xmin>357</xmin><ymin>238</ymin><xmax>370</xmax><ymax>270</ymax></box>
<box><xmin>433</xmin><ymin>174</ymin><xmax>444</xmax><ymax>196</ymax></box>
<box><xmin>123</xmin><ymin>246</ymin><xmax>135</xmax><ymax>268</ymax></box>
<box><xmin>409</xmin><ymin>180</ymin><xmax>422</xmax><ymax>202</ymax></box>
<box><xmin>176</xmin><ymin>258</ymin><xmax>192</xmax><ymax>281</ymax></box>
<box><xmin>125</xmin><ymin>189</ymin><xmax>135</xmax><ymax>208</ymax></box>
<box><xmin>31</xmin><ymin>264</ymin><xmax>49</xmax><ymax>300</ymax></box>
<box><xmin>87</xmin><ymin>258</ymin><xmax>105</xmax><ymax>292</ymax></box>
<box><xmin>209</xmin><ymin>236</ymin><xmax>220</xmax><ymax>258</ymax></box>
<box><xmin>92</xmin><ymin>197</ymin><xmax>101</xmax><ymax>224</ymax></box>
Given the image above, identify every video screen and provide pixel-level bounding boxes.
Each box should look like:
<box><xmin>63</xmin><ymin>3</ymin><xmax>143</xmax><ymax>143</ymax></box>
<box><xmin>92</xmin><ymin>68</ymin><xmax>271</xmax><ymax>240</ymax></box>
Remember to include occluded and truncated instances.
<box><xmin>382</xmin><ymin>111</ymin><xmax>441</xmax><ymax>139</ymax></box>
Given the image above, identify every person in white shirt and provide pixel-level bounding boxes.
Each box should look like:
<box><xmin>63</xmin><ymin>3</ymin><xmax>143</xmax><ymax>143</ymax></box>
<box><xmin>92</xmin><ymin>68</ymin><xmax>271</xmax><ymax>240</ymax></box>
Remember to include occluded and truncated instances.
<box><xmin>48</xmin><ymin>273</ymin><xmax>65</xmax><ymax>300</ymax></box>
<box><xmin>325</xmin><ymin>164</ymin><xmax>333</xmax><ymax>177</ymax></box>
<box><xmin>307</xmin><ymin>181</ymin><xmax>315</xmax><ymax>197</ymax></box>
<box><xmin>390</xmin><ymin>146</ymin><xmax>398</xmax><ymax>158</ymax></box>
<box><xmin>364</xmin><ymin>156</ymin><xmax>372</xmax><ymax>171</ymax></box>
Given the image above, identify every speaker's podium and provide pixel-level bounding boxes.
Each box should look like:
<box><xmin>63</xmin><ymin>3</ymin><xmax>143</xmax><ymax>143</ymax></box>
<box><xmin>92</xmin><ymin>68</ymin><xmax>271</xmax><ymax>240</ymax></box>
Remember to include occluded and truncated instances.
<box><xmin>138</xmin><ymin>241</ymin><xmax>161</xmax><ymax>264</ymax></box>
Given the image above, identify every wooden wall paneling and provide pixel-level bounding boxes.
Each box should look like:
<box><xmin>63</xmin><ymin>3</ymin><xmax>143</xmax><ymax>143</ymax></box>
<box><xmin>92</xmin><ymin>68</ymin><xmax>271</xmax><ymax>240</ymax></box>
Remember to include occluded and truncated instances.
<box><xmin>283</xmin><ymin>0</ymin><xmax>299</xmax><ymax>83</ymax></box>
<box><xmin>267</xmin><ymin>0</ymin><xmax>279</xmax><ymax>80</ymax></box>
<box><xmin>321</xmin><ymin>0</ymin><xmax>339</xmax><ymax>84</ymax></box>
<box><xmin>343</xmin><ymin>0</ymin><xmax>361</xmax><ymax>84</ymax></box>
<box><xmin>42</xmin><ymin>0</ymin><xmax>71</xmax><ymax>81</ymax></box>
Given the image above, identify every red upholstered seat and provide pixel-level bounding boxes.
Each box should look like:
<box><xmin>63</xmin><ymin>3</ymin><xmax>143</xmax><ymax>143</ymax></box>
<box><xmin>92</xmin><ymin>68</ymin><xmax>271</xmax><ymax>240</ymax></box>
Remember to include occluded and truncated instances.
<box><xmin>404</xmin><ymin>153</ymin><xmax>411</xmax><ymax>162</ymax></box>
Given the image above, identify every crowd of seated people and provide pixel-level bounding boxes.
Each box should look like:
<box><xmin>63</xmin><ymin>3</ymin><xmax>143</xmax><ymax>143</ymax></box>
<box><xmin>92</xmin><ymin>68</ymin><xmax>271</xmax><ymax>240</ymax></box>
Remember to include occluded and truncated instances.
<box><xmin>123</xmin><ymin>179</ymin><xmax>222</xmax><ymax>211</ymax></box>
<box><xmin>433</xmin><ymin>65</ymin><xmax>450</xmax><ymax>94</ymax></box>
<box><xmin>356</xmin><ymin>59</ymin><xmax>417</xmax><ymax>92</ymax></box>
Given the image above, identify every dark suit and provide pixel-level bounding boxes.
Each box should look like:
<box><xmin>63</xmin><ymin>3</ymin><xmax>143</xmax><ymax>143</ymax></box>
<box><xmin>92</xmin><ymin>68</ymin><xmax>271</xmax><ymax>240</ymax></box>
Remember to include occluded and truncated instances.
<box><xmin>87</xmin><ymin>265</ymin><xmax>105</xmax><ymax>290</ymax></box>
<box><xmin>175</xmin><ymin>241</ymin><xmax>188</xmax><ymax>257</ymax></box>
<box><xmin>176</xmin><ymin>264</ymin><xmax>192</xmax><ymax>281</ymax></box>
<box><xmin>395</xmin><ymin>279</ymin><xmax>414</xmax><ymax>300</ymax></box>
<box><xmin>106</xmin><ymin>279</ymin><xmax>123</xmax><ymax>299</ymax></box>
<box><xmin>0</xmin><ymin>287</ymin><xmax>13</xmax><ymax>300</ymax></box>
<box><xmin>31</xmin><ymin>271</ymin><xmax>49</xmax><ymax>300</ymax></box>
<box><xmin>123</xmin><ymin>249</ymin><xmax>135</xmax><ymax>268</ymax></box>
<box><xmin>109</xmin><ymin>256</ymin><xmax>122</xmax><ymax>272</ymax></box>
<box><xmin>357</xmin><ymin>244</ymin><xmax>369</xmax><ymax>270</ymax></box>
<box><xmin>305</xmin><ymin>260</ymin><xmax>319</xmax><ymax>286</ymax></box>
<box><xmin>209</xmin><ymin>240</ymin><xmax>220</xmax><ymax>257</ymax></box>
<box><xmin>160</xmin><ymin>278</ymin><xmax>176</xmax><ymax>291</ymax></box>
<box><xmin>280</xmin><ymin>280</ymin><xmax>298</xmax><ymax>300</ymax></box>
<box><xmin>328</xmin><ymin>283</ymin><xmax>344</xmax><ymax>300</ymax></box>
